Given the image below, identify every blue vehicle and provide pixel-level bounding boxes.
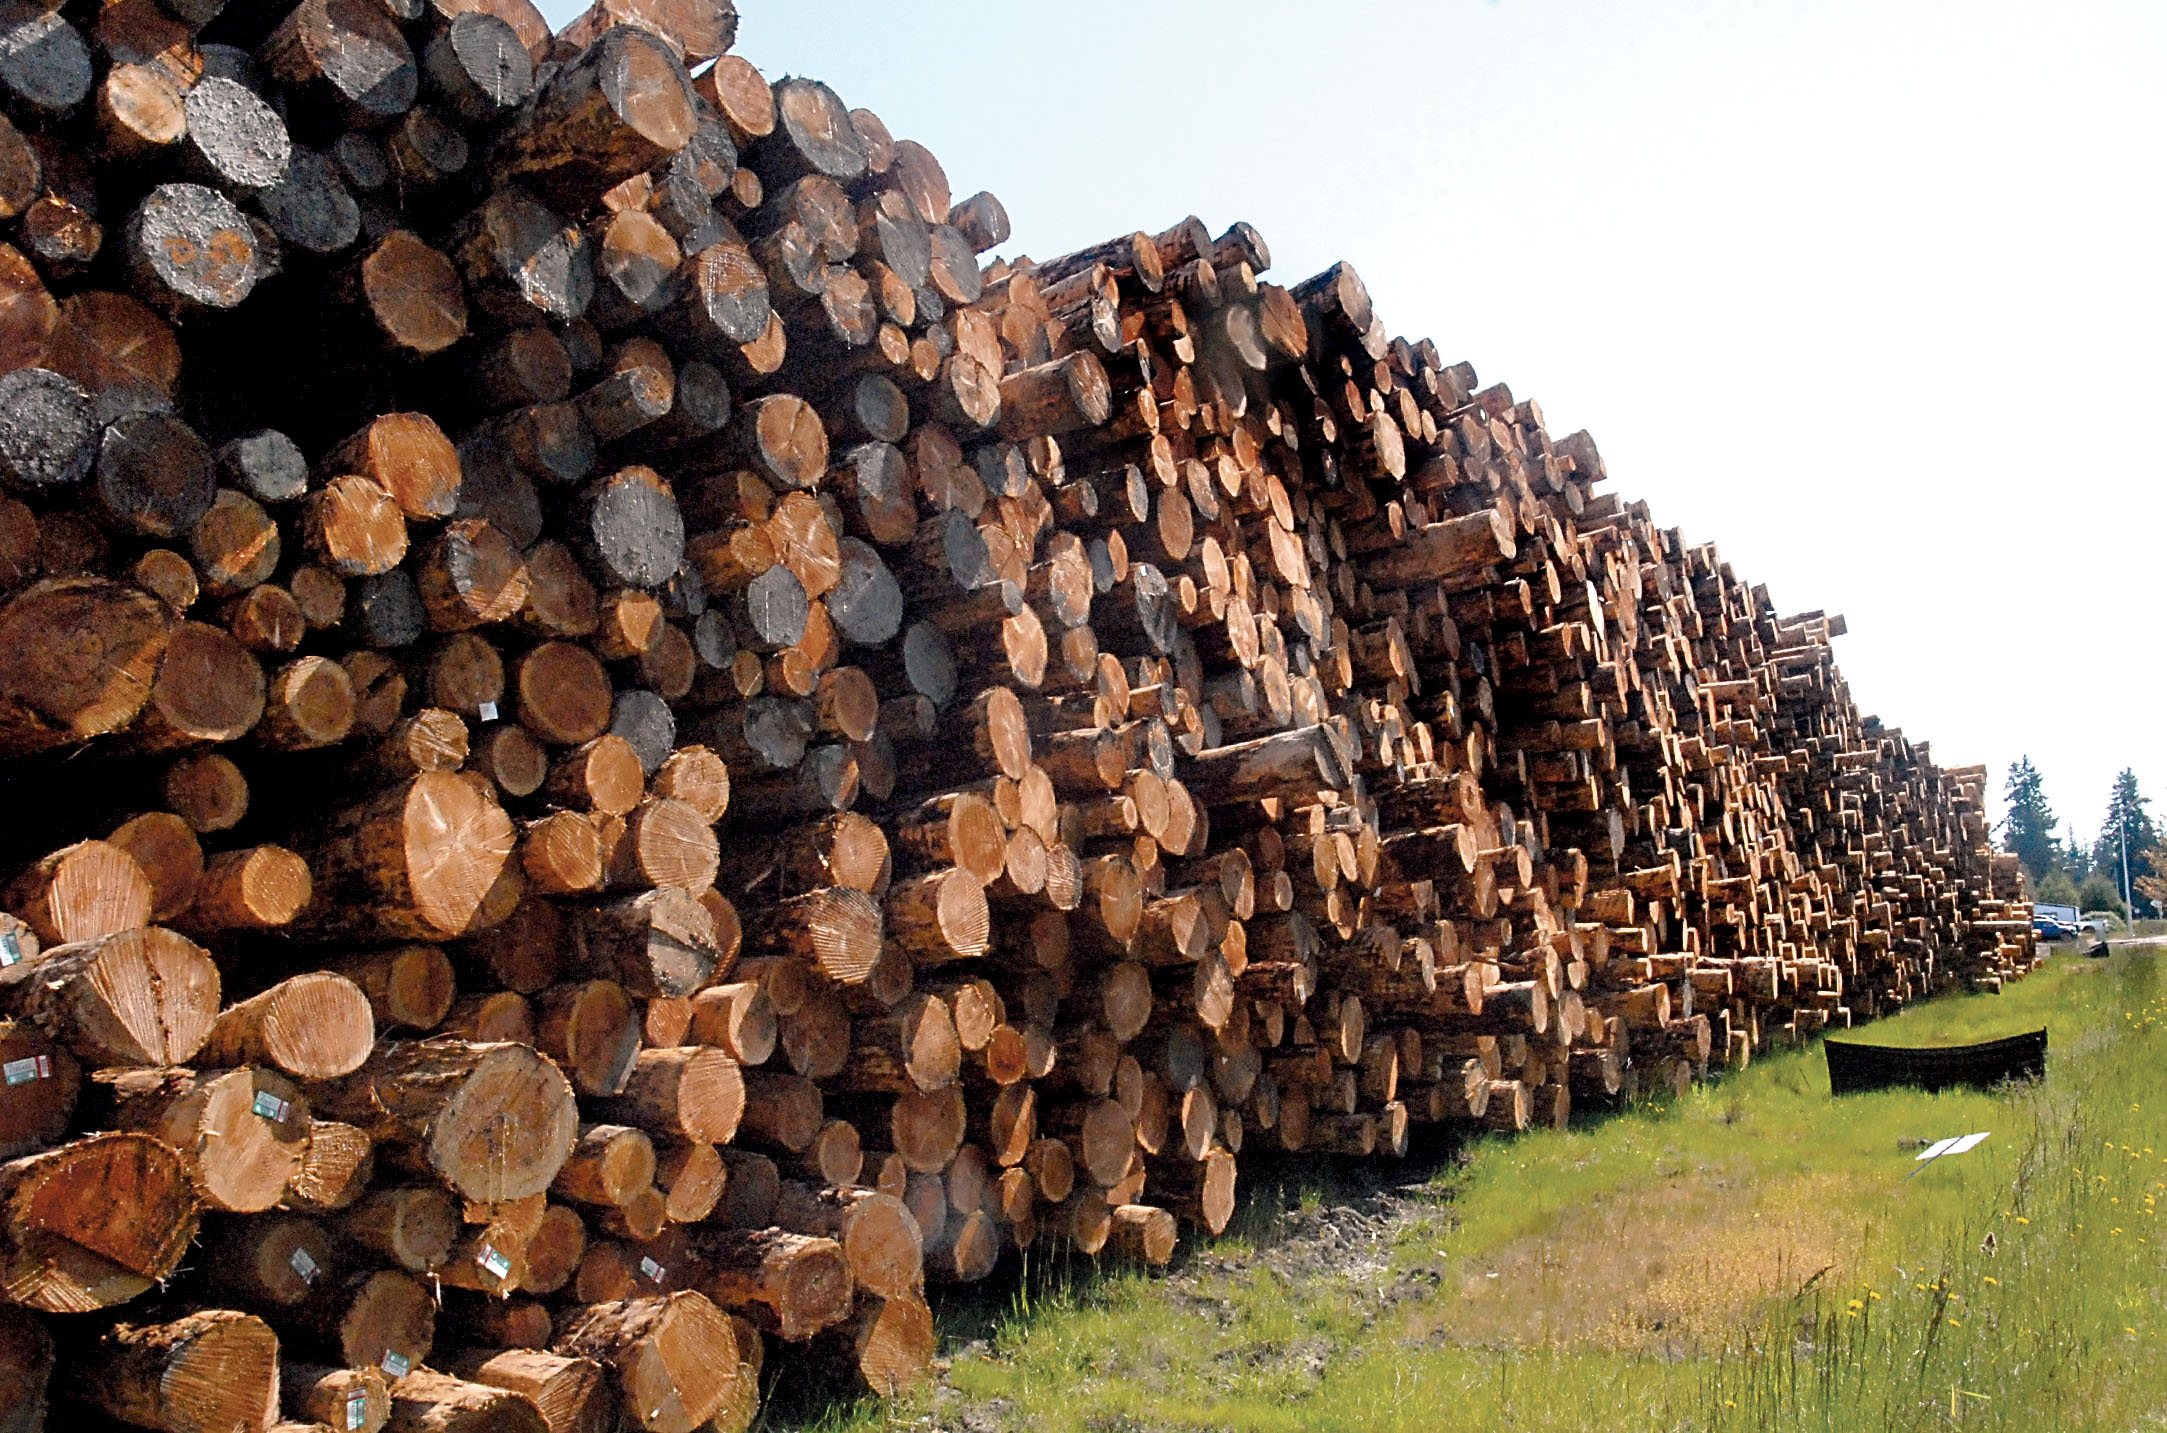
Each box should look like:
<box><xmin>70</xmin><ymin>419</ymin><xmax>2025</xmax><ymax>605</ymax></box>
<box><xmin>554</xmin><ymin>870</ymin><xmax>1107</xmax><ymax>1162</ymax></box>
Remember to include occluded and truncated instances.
<box><xmin>2032</xmin><ymin>903</ymin><xmax>2081</xmax><ymax>941</ymax></box>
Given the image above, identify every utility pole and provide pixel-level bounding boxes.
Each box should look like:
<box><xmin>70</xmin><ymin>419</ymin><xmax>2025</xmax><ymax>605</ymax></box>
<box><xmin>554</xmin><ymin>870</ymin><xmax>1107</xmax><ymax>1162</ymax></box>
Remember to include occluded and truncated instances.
<box><xmin>2123</xmin><ymin>813</ymin><xmax>2137</xmax><ymax>934</ymax></box>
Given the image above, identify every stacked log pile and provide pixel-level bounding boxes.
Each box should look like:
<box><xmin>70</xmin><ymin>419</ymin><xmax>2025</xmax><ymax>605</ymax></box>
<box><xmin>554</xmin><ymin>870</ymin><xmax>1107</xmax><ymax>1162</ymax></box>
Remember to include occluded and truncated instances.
<box><xmin>0</xmin><ymin>0</ymin><xmax>2031</xmax><ymax>1424</ymax></box>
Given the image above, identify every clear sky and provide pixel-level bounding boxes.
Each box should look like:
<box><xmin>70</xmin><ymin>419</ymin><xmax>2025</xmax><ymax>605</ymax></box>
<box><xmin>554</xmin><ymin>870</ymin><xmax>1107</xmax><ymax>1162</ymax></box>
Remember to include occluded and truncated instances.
<box><xmin>540</xmin><ymin>0</ymin><xmax>2167</xmax><ymax>845</ymax></box>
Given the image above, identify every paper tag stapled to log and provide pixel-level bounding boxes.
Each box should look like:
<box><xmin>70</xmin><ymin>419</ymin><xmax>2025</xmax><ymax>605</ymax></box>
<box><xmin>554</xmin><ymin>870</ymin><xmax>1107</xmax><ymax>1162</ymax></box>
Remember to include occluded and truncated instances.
<box><xmin>2</xmin><ymin>1055</ymin><xmax>50</xmax><ymax>1085</ymax></box>
<box><xmin>347</xmin><ymin>1392</ymin><xmax>368</xmax><ymax>1431</ymax></box>
<box><xmin>380</xmin><ymin>1351</ymin><xmax>411</xmax><ymax>1379</ymax></box>
<box><xmin>478</xmin><ymin>701</ymin><xmax>498</xmax><ymax>722</ymax></box>
<box><xmin>289</xmin><ymin>1246</ymin><xmax>318</xmax><ymax>1284</ymax></box>
<box><xmin>479</xmin><ymin>1244</ymin><xmax>512</xmax><ymax>1279</ymax></box>
<box><xmin>0</xmin><ymin>931</ymin><xmax>22</xmax><ymax>967</ymax></box>
<box><xmin>252</xmin><ymin>1090</ymin><xmax>290</xmax><ymax>1122</ymax></box>
<box><xmin>639</xmin><ymin>1255</ymin><xmax>665</xmax><ymax>1282</ymax></box>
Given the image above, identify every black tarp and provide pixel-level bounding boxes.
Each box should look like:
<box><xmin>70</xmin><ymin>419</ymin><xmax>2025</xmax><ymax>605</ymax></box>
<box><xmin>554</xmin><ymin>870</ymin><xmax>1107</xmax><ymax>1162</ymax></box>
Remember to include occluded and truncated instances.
<box><xmin>1824</xmin><ymin>1029</ymin><xmax>2047</xmax><ymax>1095</ymax></box>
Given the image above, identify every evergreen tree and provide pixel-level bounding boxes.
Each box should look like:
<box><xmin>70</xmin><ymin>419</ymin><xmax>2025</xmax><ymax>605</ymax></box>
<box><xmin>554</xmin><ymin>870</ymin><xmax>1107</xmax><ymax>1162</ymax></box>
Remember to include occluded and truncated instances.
<box><xmin>2098</xmin><ymin>769</ymin><xmax>2160</xmax><ymax>915</ymax></box>
<box><xmin>2000</xmin><ymin>756</ymin><xmax>2059</xmax><ymax>881</ymax></box>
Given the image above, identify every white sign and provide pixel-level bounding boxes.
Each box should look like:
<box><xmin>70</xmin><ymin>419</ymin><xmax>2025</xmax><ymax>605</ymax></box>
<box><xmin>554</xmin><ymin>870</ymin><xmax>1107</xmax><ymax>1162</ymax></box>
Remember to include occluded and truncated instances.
<box><xmin>2</xmin><ymin>1055</ymin><xmax>50</xmax><ymax>1085</ymax></box>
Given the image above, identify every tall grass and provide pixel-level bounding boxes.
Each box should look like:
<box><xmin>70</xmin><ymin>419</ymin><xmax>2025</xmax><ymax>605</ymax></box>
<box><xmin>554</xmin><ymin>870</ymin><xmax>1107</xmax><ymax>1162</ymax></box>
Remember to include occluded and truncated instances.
<box><xmin>804</xmin><ymin>950</ymin><xmax>2167</xmax><ymax>1431</ymax></box>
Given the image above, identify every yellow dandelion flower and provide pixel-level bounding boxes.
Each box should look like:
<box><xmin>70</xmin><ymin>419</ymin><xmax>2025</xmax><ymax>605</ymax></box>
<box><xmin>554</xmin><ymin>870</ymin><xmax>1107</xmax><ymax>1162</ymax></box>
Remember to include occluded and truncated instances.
<box><xmin>1982</xmin><ymin>1276</ymin><xmax>2000</xmax><ymax>1286</ymax></box>
<box><xmin>1948</xmin><ymin>1319</ymin><xmax>1962</xmax><ymax>1328</ymax></box>
<box><xmin>2016</xmin><ymin>1216</ymin><xmax>2031</xmax><ymax>1225</ymax></box>
<box><xmin>1847</xmin><ymin>1299</ymin><xmax>1863</xmax><ymax>1310</ymax></box>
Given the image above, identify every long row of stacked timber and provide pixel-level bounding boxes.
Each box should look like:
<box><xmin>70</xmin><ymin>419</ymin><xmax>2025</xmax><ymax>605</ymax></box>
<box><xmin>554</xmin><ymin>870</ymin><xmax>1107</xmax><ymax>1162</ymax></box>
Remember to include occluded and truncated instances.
<box><xmin>0</xmin><ymin>0</ymin><xmax>2035</xmax><ymax>1425</ymax></box>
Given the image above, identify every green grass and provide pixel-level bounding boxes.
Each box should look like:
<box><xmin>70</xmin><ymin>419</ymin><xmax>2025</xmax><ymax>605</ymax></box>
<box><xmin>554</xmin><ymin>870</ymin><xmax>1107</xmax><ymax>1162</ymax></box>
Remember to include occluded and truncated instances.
<box><xmin>790</xmin><ymin>950</ymin><xmax>2167</xmax><ymax>1432</ymax></box>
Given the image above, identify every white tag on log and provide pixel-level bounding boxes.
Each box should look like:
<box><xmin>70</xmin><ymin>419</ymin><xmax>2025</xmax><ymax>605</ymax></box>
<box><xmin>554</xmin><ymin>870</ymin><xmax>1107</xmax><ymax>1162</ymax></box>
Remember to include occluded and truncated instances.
<box><xmin>289</xmin><ymin>1246</ymin><xmax>319</xmax><ymax>1284</ymax></box>
<box><xmin>2</xmin><ymin>1055</ymin><xmax>49</xmax><ymax>1085</ymax></box>
<box><xmin>347</xmin><ymin>1392</ymin><xmax>368</xmax><ymax>1431</ymax></box>
<box><xmin>380</xmin><ymin>1351</ymin><xmax>411</xmax><ymax>1378</ymax></box>
<box><xmin>252</xmin><ymin>1090</ymin><xmax>289</xmax><ymax>1122</ymax></box>
<box><xmin>478</xmin><ymin>700</ymin><xmax>498</xmax><ymax>722</ymax></box>
<box><xmin>639</xmin><ymin>1256</ymin><xmax>664</xmax><ymax>1282</ymax></box>
<box><xmin>479</xmin><ymin>1244</ymin><xmax>511</xmax><ymax>1279</ymax></box>
<box><xmin>0</xmin><ymin>931</ymin><xmax>21</xmax><ymax>967</ymax></box>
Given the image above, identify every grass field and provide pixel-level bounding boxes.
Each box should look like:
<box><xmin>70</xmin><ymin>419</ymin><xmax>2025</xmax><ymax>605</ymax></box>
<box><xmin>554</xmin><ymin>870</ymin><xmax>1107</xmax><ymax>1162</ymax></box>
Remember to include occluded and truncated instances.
<box><xmin>785</xmin><ymin>948</ymin><xmax>2167</xmax><ymax>1432</ymax></box>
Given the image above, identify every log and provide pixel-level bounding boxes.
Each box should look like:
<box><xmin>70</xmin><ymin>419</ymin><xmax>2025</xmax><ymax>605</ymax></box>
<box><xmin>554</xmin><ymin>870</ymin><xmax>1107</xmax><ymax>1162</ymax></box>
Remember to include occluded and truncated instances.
<box><xmin>286</xmin><ymin>1362</ymin><xmax>391</xmax><ymax>1433</ymax></box>
<box><xmin>80</xmin><ymin>1309</ymin><xmax>281</xmax><ymax>1433</ymax></box>
<box><xmin>498</xmin><ymin>26</ymin><xmax>696</xmax><ymax>206</ymax></box>
<box><xmin>124</xmin><ymin>184</ymin><xmax>262</xmax><ymax>312</ymax></box>
<box><xmin>552</xmin><ymin>1123</ymin><xmax>654</xmax><ymax>1208</ymax></box>
<box><xmin>101</xmin><ymin>1063</ymin><xmax>310</xmax><ymax>1213</ymax></box>
<box><xmin>1</xmin><ymin>926</ymin><xmax>220</xmax><ymax>1067</ymax></box>
<box><xmin>336</xmin><ymin>944</ymin><xmax>456</xmax><ymax>1033</ymax></box>
<box><xmin>6</xmin><ymin>840</ymin><xmax>153</xmax><ymax>946</ymax></box>
<box><xmin>550</xmin><ymin>1292</ymin><xmax>744</xmax><ymax>1433</ymax></box>
<box><xmin>534</xmin><ymin>980</ymin><xmax>640</xmax><ymax>1097</ymax></box>
<box><xmin>576</xmin><ymin>887</ymin><xmax>718</xmax><ymax>996</ymax></box>
<box><xmin>737</xmin><ymin>1069</ymin><xmax>822</xmax><ymax>1152</ymax></box>
<box><xmin>653</xmin><ymin>1140</ymin><xmax>724</xmax><ymax>1223</ymax></box>
<box><xmin>590</xmin><ymin>1045</ymin><xmax>742</xmax><ymax>1145</ymax></box>
<box><xmin>742</xmin><ymin>886</ymin><xmax>883</xmax><ymax>985</ymax></box>
<box><xmin>696</xmin><ymin>1226</ymin><xmax>852</xmax><ymax>1340</ymax></box>
<box><xmin>261</xmin><ymin>0</ymin><xmax>419</xmax><ymax>129</ymax></box>
<box><xmin>0</xmin><ymin>580</ymin><xmax>171</xmax><ymax>756</ymax></box>
<box><xmin>198</xmin><ymin>972</ymin><xmax>376</xmax><ymax>1079</ymax></box>
<box><xmin>0</xmin><ymin>1132</ymin><xmax>198</xmax><ymax>1311</ymax></box>
<box><xmin>383</xmin><ymin>1369</ymin><xmax>547</xmax><ymax>1433</ymax></box>
<box><xmin>296</xmin><ymin>1268</ymin><xmax>435</xmax><ymax>1379</ymax></box>
<box><xmin>337</xmin><ymin>1183</ymin><xmax>458</xmax><ymax>1271</ymax></box>
<box><xmin>283</xmin><ymin>1119</ymin><xmax>376</xmax><ymax>1213</ymax></box>
<box><xmin>882</xmin><ymin>868</ymin><xmax>988</xmax><ymax>964</ymax></box>
<box><xmin>774</xmin><ymin>1184</ymin><xmax>923</xmax><ymax>1299</ymax></box>
<box><xmin>849</xmin><ymin>994</ymin><xmax>960</xmax><ymax>1099</ymax></box>
<box><xmin>309</xmin><ymin>1039</ymin><xmax>578</xmax><ymax>1201</ymax></box>
<box><xmin>305</xmin><ymin>773</ymin><xmax>516</xmax><ymax>941</ymax></box>
<box><xmin>1180</xmin><ymin>724</ymin><xmax>1351</xmax><ymax>808</ymax></box>
<box><xmin>830</xmin><ymin>1293</ymin><xmax>933</xmax><ymax>1396</ymax></box>
<box><xmin>447</xmin><ymin>1349</ymin><xmax>611</xmax><ymax>1433</ymax></box>
<box><xmin>685</xmin><ymin>982</ymin><xmax>773</xmax><ymax>1064</ymax></box>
